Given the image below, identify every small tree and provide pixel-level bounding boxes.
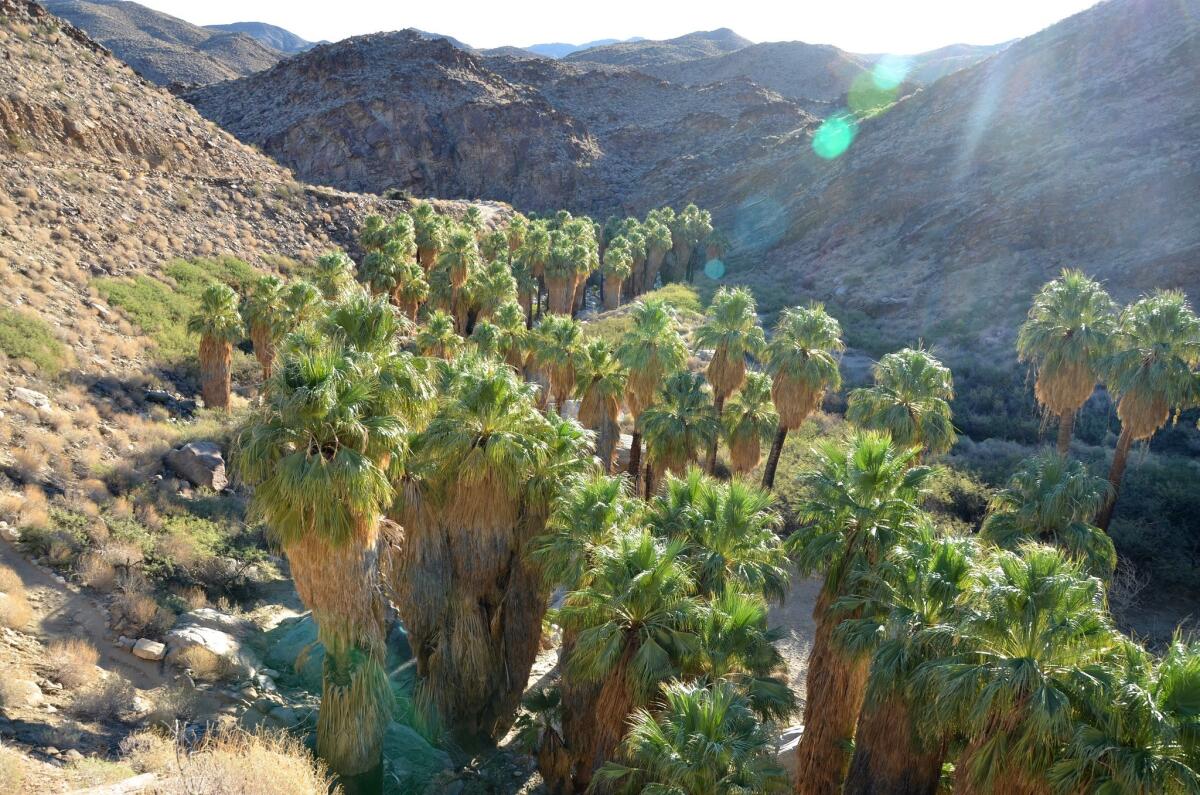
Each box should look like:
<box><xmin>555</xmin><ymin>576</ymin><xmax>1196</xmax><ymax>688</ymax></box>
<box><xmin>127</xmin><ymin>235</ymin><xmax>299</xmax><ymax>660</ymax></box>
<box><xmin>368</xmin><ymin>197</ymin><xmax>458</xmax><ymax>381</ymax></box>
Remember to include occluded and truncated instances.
<box><xmin>188</xmin><ymin>283</ymin><xmax>242</xmax><ymax>410</ymax></box>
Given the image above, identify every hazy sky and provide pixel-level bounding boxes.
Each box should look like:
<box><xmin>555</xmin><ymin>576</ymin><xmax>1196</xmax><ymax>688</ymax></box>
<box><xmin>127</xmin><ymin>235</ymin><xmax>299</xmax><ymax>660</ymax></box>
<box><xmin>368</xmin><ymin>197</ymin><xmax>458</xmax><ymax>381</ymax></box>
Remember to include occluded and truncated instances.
<box><xmin>139</xmin><ymin>0</ymin><xmax>1103</xmax><ymax>53</ymax></box>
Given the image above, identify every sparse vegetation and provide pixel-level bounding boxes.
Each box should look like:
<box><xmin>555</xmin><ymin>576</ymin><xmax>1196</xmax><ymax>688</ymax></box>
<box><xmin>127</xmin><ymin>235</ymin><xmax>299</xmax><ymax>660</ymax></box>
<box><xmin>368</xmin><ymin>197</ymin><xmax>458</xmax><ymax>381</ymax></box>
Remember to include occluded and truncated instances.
<box><xmin>45</xmin><ymin>639</ymin><xmax>100</xmax><ymax>689</ymax></box>
<box><xmin>0</xmin><ymin>307</ymin><xmax>67</xmax><ymax>374</ymax></box>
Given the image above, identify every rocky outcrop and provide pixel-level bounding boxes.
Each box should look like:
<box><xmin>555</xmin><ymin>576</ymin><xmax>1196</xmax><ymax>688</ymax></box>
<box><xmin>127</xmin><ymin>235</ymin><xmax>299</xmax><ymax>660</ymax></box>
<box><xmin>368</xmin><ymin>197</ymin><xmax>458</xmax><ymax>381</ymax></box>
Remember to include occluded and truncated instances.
<box><xmin>164</xmin><ymin>441</ymin><xmax>227</xmax><ymax>491</ymax></box>
<box><xmin>187</xmin><ymin>32</ymin><xmax>602</xmax><ymax>210</ymax></box>
<box><xmin>165</xmin><ymin>609</ymin><xmax>262</xmax><ymax>678</ymax></box>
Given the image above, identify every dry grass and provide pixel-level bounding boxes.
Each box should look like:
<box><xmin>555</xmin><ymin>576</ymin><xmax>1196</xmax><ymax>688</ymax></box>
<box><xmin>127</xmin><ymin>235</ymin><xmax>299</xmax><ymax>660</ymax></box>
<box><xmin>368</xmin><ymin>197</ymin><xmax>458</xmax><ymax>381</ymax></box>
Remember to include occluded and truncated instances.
<box><xmin>110</xmin><ymin>590</ymin><xmax>173</xmax><ymax>638</ymax></box>
<box><xmin>0</xmin><ymin>564</ymin><xmax>32</xmax><ymax>630</ymax></box>
<box><xmin>0</xmin><ymin>743</ymin><xmax>27</xmax><ymax>795</ymax></box>
<box><xmin>78</xmin><ymin>553</ymin><xmax>117</xmax><ymax>592</ymax></box>
<box><xmin>173</xmin><ymin>646</ymin><xmax>237</xmax><ymax>683</ymax></box>
<box><xmin>46</xmin><ymin>639</ymin><xmax>100</xmax><ymax>689</ymax></box>
<box><xmin>141</xmin><ymin>685</ymin><xmax>200</xmax><ymax>729</ymax></box>
<box><xmin>71</xmin><ymin>677</ymin><xmax>136</xmax><ymax>720</ymax></box>
<box><xmin>123</xmin><ymin>728</ymin><xmax>338</xmax><ymax>795</ymax></box>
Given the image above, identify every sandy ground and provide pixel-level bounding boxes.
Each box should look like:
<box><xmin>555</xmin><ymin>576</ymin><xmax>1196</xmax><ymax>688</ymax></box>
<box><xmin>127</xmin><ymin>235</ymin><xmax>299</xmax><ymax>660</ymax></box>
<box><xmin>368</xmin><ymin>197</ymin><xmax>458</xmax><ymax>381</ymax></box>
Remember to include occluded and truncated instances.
<box><xmin>770</xmin><ymin>575</ymin><xmax>821</xmax><ymax>711</ymax></box>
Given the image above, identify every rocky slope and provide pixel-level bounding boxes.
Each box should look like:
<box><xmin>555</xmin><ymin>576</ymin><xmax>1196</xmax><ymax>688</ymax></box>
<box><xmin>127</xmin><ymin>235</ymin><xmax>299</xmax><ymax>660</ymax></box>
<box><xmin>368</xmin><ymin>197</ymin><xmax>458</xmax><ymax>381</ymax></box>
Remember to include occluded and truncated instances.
<box><xmin>643</xmin><ymin>41</ymin><xmax>870</xmax><ymax>106</ymax></box>
<box><xmin>205</xmin><ymin>21</ymin><xmax>317</xmax><ymax>54</ymax></box>
<box><xmin>187</xmin><ymin>31</ymin><xmax>609</xmax><ymax>209</ymax></box>
<box><xmin>40</xmin><ymin>0</ymin><xmax>284</xmax><ymax>85</ymax></box>
<box><xmin>563</xmin><ymin>28</ymin><xmax>753</xmax><ymax>67</ymax></box>
<box><xmin>731</xmin><ymin>0</ymin><xmax>1200</xmax><ymax>352</ymax></box>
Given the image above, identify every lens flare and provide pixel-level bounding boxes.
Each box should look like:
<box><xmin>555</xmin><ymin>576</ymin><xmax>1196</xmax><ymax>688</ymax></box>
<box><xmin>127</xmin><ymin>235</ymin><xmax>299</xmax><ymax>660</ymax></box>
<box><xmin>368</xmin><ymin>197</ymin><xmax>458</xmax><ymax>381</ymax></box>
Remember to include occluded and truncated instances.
<box><xmin>703</xmin><ymin>258</ymin><xmax>726</xmax><ymax>280</ymax></box>
<box><xmin>812</xmin><ymin>114</ymin><xmax>858</xmax><ymax>160</ymax></box>
<box><xmin>873</xmin><ymin>55</ymin><xmax>911</xmax><ymax>90</ymax></box>
<box><xmin>848</xmin><ymin>72</ymin><xmax>899</xmax><ymax>115</ymax></box>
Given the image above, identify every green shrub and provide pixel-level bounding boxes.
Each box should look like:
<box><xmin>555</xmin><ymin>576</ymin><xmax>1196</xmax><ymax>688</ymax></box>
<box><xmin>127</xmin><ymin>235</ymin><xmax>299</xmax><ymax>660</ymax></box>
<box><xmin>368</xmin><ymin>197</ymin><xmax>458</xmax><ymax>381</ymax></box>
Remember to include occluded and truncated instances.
<box><xmin>95</xmin><ymin>257</ymin><xmax>257</xmax><ymax>363</ymax></box>
<box><xmin>0</xmin><ymin>308</ymin><xmax>67</xmax><ymax>374</ymax></box>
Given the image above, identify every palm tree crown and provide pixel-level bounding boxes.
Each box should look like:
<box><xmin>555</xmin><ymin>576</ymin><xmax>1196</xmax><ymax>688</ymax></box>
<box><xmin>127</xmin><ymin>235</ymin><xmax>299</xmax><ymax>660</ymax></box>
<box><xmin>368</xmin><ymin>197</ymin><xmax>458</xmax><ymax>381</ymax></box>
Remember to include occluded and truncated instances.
<box><xmin>846</xmin><ymin>347</ymin><xmax>957</xmax><ymax>457</ymax></box>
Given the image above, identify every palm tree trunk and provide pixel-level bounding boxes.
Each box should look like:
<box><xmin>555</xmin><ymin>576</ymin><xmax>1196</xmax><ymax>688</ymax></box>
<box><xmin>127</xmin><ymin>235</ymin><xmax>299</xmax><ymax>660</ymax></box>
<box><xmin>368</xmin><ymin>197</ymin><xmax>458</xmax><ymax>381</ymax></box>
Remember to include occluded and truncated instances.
<box><xmin>844</xmin><ymin>693</ymin><xmax>942</xmax><ymax>795</ymax></box>
<box><xmin>199</xmin><ymin>337</ymin><xmax>232</xmax><ymax>410</ymax></box>
<box><xmin>706</xmin><ymin>393</ymin><xmax>726</xmax><ymax>474</ymax></box>
<box><xmin>602</xmin><ymin>278</ymin><xmax>622</xmax><ymax>311</ymax></box>
<box><xmin>565</xmin><ymin>646</ymin><xmax>637</xmax><ymax>791</ymax></box>
<box><xmin>250</xmin><ymin>324</ymin><xmax>274</xmax><ymax>383</ymax></box>
<box><xmin>1056</xmin><ymin>407</ymin><xmax>1076</xmax><ymax>456</ymax></box>
<box><xmin>643</xmin><ymin>462</ymin><xmax>655</xmax><ymax>500</ymax></box>
<box><xmin>288</xmin><ymin>535</ymin><xmax>390</xmax><ymax>795</ymax></box>
<box><xmin>627</xmin><ymin>431</ymin><xmax>642</xmax><ymax>492</ymax></box>
<box><xmin>1097</xmin><ymin>425</ymin><xmax>1134</xmax><ymax>530</ymax></box>
<box><xmin>762</xmin><ymin>426</ymin><xmax>789</xmax><ymax>489</ymax></box>
<box><xmin>794</xmin><ymin>592</ymin><xmax>870</xmax><ymax>795</ymax></box>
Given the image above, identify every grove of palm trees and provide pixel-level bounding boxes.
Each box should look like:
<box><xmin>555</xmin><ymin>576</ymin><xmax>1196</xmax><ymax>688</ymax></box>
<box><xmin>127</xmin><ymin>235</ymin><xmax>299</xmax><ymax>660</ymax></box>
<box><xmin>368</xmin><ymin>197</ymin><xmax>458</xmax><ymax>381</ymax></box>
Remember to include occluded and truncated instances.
<box><xmin>199</xmin><ymin>203</ymin><xmax>1200</xmax><ymax>794</ymax></box>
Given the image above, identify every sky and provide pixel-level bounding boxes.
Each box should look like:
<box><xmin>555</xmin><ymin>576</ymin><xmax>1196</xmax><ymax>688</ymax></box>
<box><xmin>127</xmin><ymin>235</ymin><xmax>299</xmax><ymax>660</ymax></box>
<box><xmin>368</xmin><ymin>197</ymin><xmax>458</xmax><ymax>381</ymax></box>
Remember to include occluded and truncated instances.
<box><xmin>138</xmin><ymin>0</ymin><xmax>1103</xmax><ymax>54</ymax></box>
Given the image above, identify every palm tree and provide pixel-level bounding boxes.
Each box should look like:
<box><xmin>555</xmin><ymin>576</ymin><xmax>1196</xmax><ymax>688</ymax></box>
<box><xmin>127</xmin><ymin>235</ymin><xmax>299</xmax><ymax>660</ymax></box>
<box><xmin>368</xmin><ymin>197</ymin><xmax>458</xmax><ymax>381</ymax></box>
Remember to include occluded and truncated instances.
<box><xmin>695</xmin><ymin>286</ymin><xmax>766</xmax><ymax>473</ymax></box>
<box><xmin>840</xmin><ymin>528</ymin><xmax>980</xmax><ymax>795</ymax></box>
<box><xmin>521</xmin><ymin>223</ymin><xmax>552</xmax><ymax>318</ymax></box>
<box><xmin>361</xmin><ymin>250</ymin><xmax>428</xmax><ymax>321</ymax></box>
<box><xmin>412</xmin><ymin>202</ymin><xmax>447</xmax><ymax>270</ymax></box>
<box><xmin>787</xmin><ymin>432</ymin><xmax>931</xmax><ymax>795</ymax></box>
<box><xmin>469</xmin><ymin>319</ymin><xmax>501</xmax><ymax>358</ymax></box>
<box><xmin>617</xmin><ymin>300</ymin><xmax>688</xmax><ymax>492</ymax></box>
<box><xmin>648</xmin><ymin>469</ymin><xmax>788</xmax><ymax>602</ymax></box>
<box><xmin>641</xmin><ymin>371</ymin><xmax>720</xmax><ymax>499</ymax></box>
<box><xmin>241</xmin><ymin>275</ymin><xmax>286</xmax><ymax>382</ymax></box>
<box><xmin>237</xmin><ymin>329</ymin><xmax>414</xmax><ymax>793</ymax></box>
<box><xmin>575</xmin><ymin>339</ymin><xmax>628</xmax><ymax>471</ymax></box>
<box><xmin>314</xmin><ymin>251</ymin><xmax>356</xmax><ymax>300</ymax></box>
<box><xmin>1097</xmin><ymin>291</ymin><xmax>1200</xmax><ymax>529</ymax></box>
<box><xmin>593</xmin><ymin>680</ymin><xmax>789</xmax><ymax>794</ymax></box>
<box><xmin>437</xmin><ymin>227</ymin><xmax>480</xmax><ymax>323</ymax></box>
<box><xmin>761</xmin><ymin>304</ymin><xmax>844</xmax><ymax>489</ymax></box>
<box><xmin>722</xmin><ymin>371</ymin><xmax>778</xmax><ymax>476</ymax></box>
<box><xmin>491</xmin><ymin>300</ymin><xmax>529</xmax><ymax>372</ymax></box>
<box><xmin>555</xmin><ymin>531</ymin><xmax>701</xmax><ymax>790</ymax></box>
<box><xmin>601</xmin><ymin>237</ymin><xmax>633</xmax><ymax>310</ymax></box>
<box><xmin>506</xmin><ymin>213</ymin><xmax>528</xmax><ymax>258</ymax></box>
<box><xmin>530</xmin><ymin>314</ymin><xmax>583</xmax><ymax>412</ymax></box>
<box><xmin>980</xmin><ymin>452</ymin><xmax>1115</xmax><ymax>576</ymax></box>
<box><xmin>919</xmin><ymin>544</ymin><xmax>1116</xmax><ymax>795</ymax></box>
<box><xmin>1017</xmin><ymin>270</ymin><xmax>1118</xmax><ymax>455</ymax></box>
<box><xmin>188</xmin><ymin>283</ymin><xmax>242</xmax><ymax>410</ymax></box>
<box><xmin>413</xmin><ymin>309</ymin><xmax>462</xmax><ymax>359</ymax></box>
<box><xmin>462</xmin><ymin>205</ymin><xmax>485</xmax><ymax>239</ymax></box>
<box><xmin>482</xmin><ymin>229</ymin><xmax>509</xmax><ymax>263</ymax></box>
<box><xmin>388</xmin><ymin>356</ymin><xmax>593</xmax><ymax>742</ymax></box>
<box><xmin>641</xmin><ymin>220</ymin><xmax>672</xmax><ymax>294</ymax></box>
<box><xmin>468</xmin><ymin>256</ymin><xmax>517</xmax><ymax>323</ymax></box>
<box><xmin>1050</xmin><ymin>638</ymin><xmax>1200</xmax><ymax>794</ymax></box>
<box><xmin>282</xmin><ymin>280</ymin><xmax>323</xmax><ymax>330</ymax></box>
<box><xmin>846</xmin><ymin>347</ymin><xmax>956</xmax><ymax>461</ymax></box>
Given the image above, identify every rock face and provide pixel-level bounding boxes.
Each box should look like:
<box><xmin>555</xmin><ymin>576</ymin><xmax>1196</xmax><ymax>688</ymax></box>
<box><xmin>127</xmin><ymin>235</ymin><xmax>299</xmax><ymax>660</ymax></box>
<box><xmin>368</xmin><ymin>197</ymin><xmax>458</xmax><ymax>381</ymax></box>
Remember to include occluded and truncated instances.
<box><xmin>165</xmin><ymin>609</ymin><xmax>262</xmax><ymax>678</ymax></box>
<box><xmin>164</xmin><ymin>441</ymin><xmax>227</xmax><ymax>491</ymax></box>
<box><xmin>40</xmin><ymin>0</ymin><xmax>285</xmax><ymax>86</ymax></box>
<box><xmin>187</xmin><ymin>32</ymin><xmax>601</xmax><ymax>210</ymax></box>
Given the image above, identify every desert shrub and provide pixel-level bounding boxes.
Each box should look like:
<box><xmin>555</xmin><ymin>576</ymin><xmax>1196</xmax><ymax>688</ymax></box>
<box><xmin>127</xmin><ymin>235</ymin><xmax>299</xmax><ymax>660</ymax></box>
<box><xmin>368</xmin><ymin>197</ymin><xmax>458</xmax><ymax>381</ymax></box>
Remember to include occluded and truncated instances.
<box><xmin>77</xmin><ymin>552</ymin><xmax>117</xmax><ymax>591</ymax></box>
<box><xmin>71</xmin><ymin>677</ymin><xmax>136</xmax><ymax>721</ymax></box>
<box><xmin>0</xmin><ymin>564</ymin><xmax>31</xmax><ymax>630</ymax></box>
<box><xmin>67</xmin><ymin>757</ymin><xmax>138</xmax><ymax>787</ymax></box>
<box><xmin>924</xmin><ymin>466</ymin><xmax>992</xmax><ymax>532</ymax></box>
<box><xmin>584</xmin><ymin>283</ymin><xmax>704</xmax><ymax>345</ymax></box>
<box><xmin>141</xmin><ymin>685</ymin><xmax>200</xmax><ymax>729</ymax></box>
<box><xmin>0</xmin><ymin>307</ymin><xmax>68</xmax><ymax>374</ymax></box>
<box><xmin>110</xmin><ymin>590</ymin><xmax>174</xmax><ymax>638</ymax></box>
<box><xmin>126</xmin><ymin>728</ymin><xmax>335</xmax><ymax>791</ymax></box>
<box><xmin>94</xmin><ymin>256</ymin><xmax>257</xmax><ymax>364</ymax></box>
<box><xmin>46</xmin><ymin>639</ymin><xmax>100</xmax><ymax>689</ymax></box>
<box><xmin>173</xmin><ymin>645</ymin><xmax>237</xmax><ymax>683</ymax></box>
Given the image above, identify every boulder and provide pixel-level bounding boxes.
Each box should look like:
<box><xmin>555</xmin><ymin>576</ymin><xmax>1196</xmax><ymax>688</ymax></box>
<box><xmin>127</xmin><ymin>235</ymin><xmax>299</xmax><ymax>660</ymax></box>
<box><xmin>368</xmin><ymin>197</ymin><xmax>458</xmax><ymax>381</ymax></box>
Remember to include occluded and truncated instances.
<box><xmin>0</xmin><ymin>679</ymin><xmax>44</xmax><ymax>708</ymax></box>
<box><xmin>383</xmin><ymin>722</ymin><xmax>452</xmax><ymax>793</ymax></box>
<box><xmin>165</xmin><ymin>609</ymin><xmax>261</xmax><ymax>677</ymax></box>
<box><xmin>11</xmin><ymin>388</ymin><xmax>50</xmax><ymax>411</ymax></box>
<box><xmin>615</xmin><ymin>433</ymin><xmax>634</xmax><ymax>471</ymax></box>
<box><xmin>164</xmin><ymin>441</ymin><xmax>227</xmax><ymax>491</ymax></box>
<box><xmin>265</xmin><ymin>613</ymin><xmax>412</xmax><ymax>690</ymax></box>
<box><xmin>132</xmin><ymin>638</ymin><xmax>166</xmax><ymax>661</ymax></box>
<box><xmin>775</xmin><ymin>725</ymin><xmax>803</xmax><ymax>783</ymax></box>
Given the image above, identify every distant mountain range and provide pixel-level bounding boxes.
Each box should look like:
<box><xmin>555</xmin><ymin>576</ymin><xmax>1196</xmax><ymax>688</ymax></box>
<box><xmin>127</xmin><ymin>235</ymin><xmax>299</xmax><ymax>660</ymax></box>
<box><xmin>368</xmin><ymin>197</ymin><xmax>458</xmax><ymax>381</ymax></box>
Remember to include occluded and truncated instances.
<box><xmin>204</xmin><ymin>20</ymin><xmax>322</xmax><ymax>54</ymax></box>
<box><xmin>523</xmin><ymin>37</ymin><xmax>644</xmax><ymax>58</ymax></box>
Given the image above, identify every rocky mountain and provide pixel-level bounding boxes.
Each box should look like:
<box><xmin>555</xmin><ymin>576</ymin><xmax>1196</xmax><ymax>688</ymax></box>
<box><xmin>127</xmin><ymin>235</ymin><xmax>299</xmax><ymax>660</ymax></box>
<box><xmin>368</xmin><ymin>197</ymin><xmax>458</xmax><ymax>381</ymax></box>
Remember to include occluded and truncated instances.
<box><xmin>643</xmin><ymin>41</ymin><xmax>870</xmax><ymax>107</ymax></box>
<box><xmin>205</xmin><ymin>21</ymin><xmax>319</xmax><ymax>54</ymax></box>
<box><xmin>899</xmin><ymin>42</ymin><xmax>1012</xmax><ymax>84</ymax></box>
<box><xmin>563</xmin><ymin>28</ymin><xmax>753</xmax><ymax>67</ymax></box>
<box><xmin>187</xmin><ymin>31</ymin><xmax>815</xmax><ymax>216</ymax></box>
<box><xmin>39</xmin><ymin>0</ymin><xmax>284</xmax><ymax>86</ymax></box>
<box><xmin>729</xmin><ymin>0</ymin><xmax>1200</xmax><ymax>353</ymax></box>
<box><xmin>186</xmin><ymin>31</ymin><xmax>607</xmax><ymax>209</ymax></box>
<box><xmin>0</xmin><ymin>0</ymin><xmax>489</xmax><ymax>389</ymax></box>
<box><xmin>525</xmin><ymin>37</ymin><xmax>643</xmax><ymax>59</ymax></box>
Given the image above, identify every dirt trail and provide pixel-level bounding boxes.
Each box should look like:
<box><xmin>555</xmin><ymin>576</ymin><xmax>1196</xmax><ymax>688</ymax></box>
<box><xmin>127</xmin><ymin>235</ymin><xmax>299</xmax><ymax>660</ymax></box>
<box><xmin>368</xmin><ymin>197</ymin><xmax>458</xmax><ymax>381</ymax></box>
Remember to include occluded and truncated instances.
<box><xmin>769</xmin><ymin>575</ymin><xmax>821</xmax><ymax>709</ymax></box>
<box><xmin>0</xmin><ymin>538</ymin><xmax>166</xmax><ymax>691</ymax></box>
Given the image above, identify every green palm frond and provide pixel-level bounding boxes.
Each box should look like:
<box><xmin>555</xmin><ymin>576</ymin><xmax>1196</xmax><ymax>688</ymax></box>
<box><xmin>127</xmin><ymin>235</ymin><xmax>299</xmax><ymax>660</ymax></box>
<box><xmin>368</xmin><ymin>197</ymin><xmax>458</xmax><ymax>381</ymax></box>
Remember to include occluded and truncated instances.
<box><xmin>846</xmin><ymin>347</ymin><xmax>956</xmax><ymax>456</ymax></box>
<box><xmin>187</xmin><ymin>282</ymin><xmax>242</xmax><ymax>343</ymax></box>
